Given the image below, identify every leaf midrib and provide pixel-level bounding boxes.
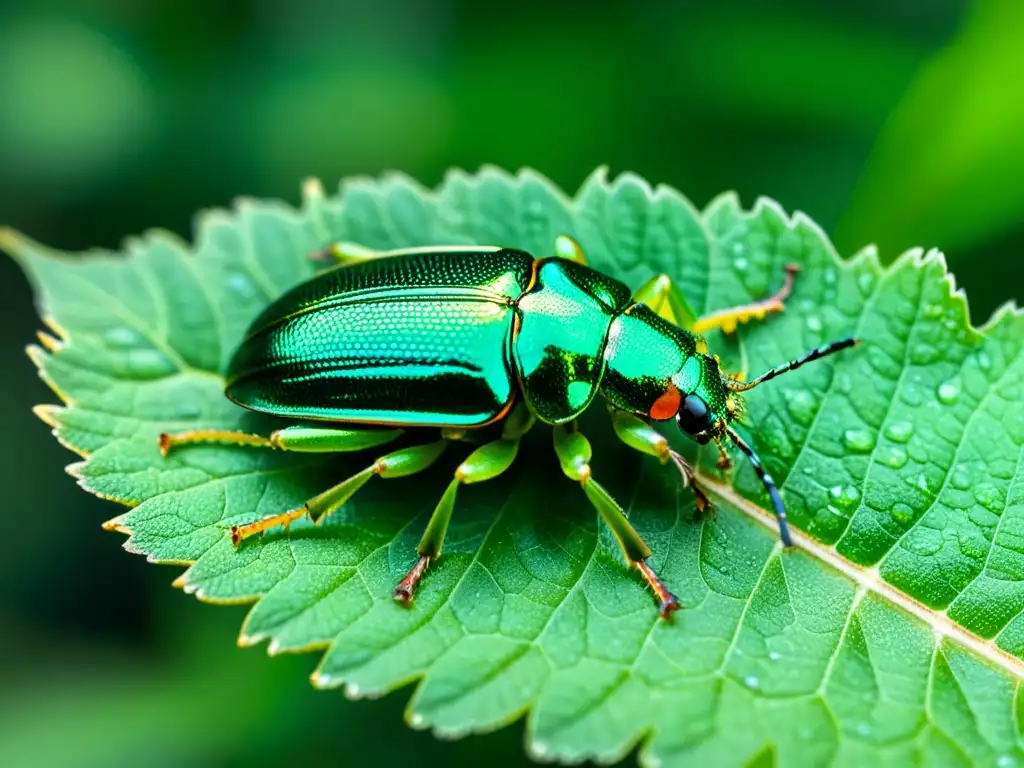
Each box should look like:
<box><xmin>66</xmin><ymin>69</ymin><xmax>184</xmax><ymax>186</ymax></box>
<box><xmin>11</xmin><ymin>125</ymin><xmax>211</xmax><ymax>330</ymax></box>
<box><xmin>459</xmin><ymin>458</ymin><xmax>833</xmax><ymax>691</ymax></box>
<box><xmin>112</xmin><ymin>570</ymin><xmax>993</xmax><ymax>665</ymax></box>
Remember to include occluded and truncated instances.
<box><xmin>700</xmin><ymin>474</ymin><xmax>1024</xmax><ymax>681</ymax></box>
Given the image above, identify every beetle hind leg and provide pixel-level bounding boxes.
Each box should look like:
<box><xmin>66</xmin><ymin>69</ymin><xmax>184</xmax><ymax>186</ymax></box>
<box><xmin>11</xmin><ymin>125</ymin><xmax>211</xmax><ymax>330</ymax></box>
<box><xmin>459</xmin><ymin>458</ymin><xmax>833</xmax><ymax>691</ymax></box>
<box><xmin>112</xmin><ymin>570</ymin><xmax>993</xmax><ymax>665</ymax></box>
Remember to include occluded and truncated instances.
<box><xmin>553</xmin><ymin>423</ymin><xmax>681</xmax><ymax>619</ymax></box>
<box><xmin>395</xmin><ymin>404</ymin><xmax>534</xmax><ymax>603</ymax></box>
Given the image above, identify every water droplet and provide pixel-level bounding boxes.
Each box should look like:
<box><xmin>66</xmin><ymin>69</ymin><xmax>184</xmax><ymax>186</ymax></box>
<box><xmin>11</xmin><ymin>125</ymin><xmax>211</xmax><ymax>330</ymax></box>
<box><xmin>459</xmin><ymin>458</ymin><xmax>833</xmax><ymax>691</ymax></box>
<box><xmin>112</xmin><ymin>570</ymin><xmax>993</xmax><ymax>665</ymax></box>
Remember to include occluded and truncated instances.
<box><xmin>892</xmin><ymin>503</ymin><xmax>915</xmax><ymax>524</ymax></box>
<box><xmin>880</xmin><ymin>446</ymin><xmax>908</xmax><ymax>469</ymax></box>
<box><xmin>734</xmin><ymin>257</ymin><xmax>748</xmax><ymax>271</ymax></box>
<box><xmin>996</xmin><ymin>756</ymin><xmax>1015</xmax><ymax>768</ymax></box>
<box><xmin>937</xmin><ymin>379</ymin><xmax>961</xmax><ymax>404</ymax></box>
<box><xmin>126</xmin><ymin>348</ymin><xmax>175</xmax><ymax>377</ymax></box>
<box><xmin>408</xmin><ymin>712</ymin><xmax>425</xmax><ymax>728</ymax></box>
<box><xmin>884</xmin><ymin>421</ymin><xmax>914</xmax><ymax>443</ymax></box>
<box><xmin>785</xmin><ymin>390</ymin><xmax>816</xmax><ymax>425</ymax></box>
<box><xmin>915</xmin><ymin>474</ymin><xmax>930</xmax><ymax>493</ymax></box>
<box><xmin>175</xmin><ymin>403</ymin><xmax>201</xmax><ymax>420</ymax></box>
<box><xmin>974</xmin><ymin>483</ymin><xmax>1003</xmax><ymax>512</ymax></box>
<box><xmin>104</xmin><ymin>326</ymin><xmax>139</xmax><ymax>348</ymax></box>
<box><xmin>533</xmin><ymin>743</ymin><xmax>550</xmax><ymax>758</ymax></box>
<box><xmin>901</xmin><ymin>382</ymin><xmax>925</xmax><ymax>407</ymax></box>
<box><xmin>924</xmin><ymin>304</ymin><xmax>943</xmax><ymax>319</ymax></box>
<box><xmin>977</xmin><ymin>351</ymin><xmax>992</xmax><ymax>371</ymax></box>
<box><xmin>823</xmin><ymin>268</ymin><xmax>837</xmax><ymax>285</ymax></box>
<box><xmin>843</xmin><ymin>429</ymin><xmax>875</xmax><ymax>453</ymax></box>
<box><xmin>744</xmin><ymin>675</ymin><xmax>760</xmax><ymax>689</ymax></box>
<box><xmin>732</xmin><ymin>241</ymin><xmax>745</xmax><ymax>255</ymax></box>
<box><xmin>857</xmin><ymin>272</ymin><xmax>875</xmax><ymax>295</ymax></box>
<box><xmin>718</xmin><ymin>565</ymin><xmax>730</xmax><ymax>575</ymax></box>
<box><xmin>829</xmin><ymin>485</ymin><xmax>862</xmax><ymax>513</ymax></box>
<box><xmin>946</xmin><ymin>465</ymin><xmax>968</xmax><ymax>490</ymax></box>
<box><xmin>226</xmin><ymin>272</ymin><xmax>257</xmax><ymax>298</ymax></box>
<box><xmin>855</xmin><ymin>721</ymin><xmax>872</xmax><ymax>737</ymax></box>
<box><xmin>805</xmin><ymin>315</ymin><xmax>823</xmax><ymax>332</ymax></box>
<box><xmin>768</xmin><ymin>650</ymin><xmax>782</xmax><ymax>661</ymax></box>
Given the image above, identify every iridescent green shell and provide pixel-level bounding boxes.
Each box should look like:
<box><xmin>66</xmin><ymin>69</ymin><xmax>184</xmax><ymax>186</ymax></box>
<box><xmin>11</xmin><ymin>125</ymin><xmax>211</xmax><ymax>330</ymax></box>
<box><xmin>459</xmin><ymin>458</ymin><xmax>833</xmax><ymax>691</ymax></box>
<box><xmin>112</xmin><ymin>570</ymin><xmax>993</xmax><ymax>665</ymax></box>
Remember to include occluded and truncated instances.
<box><xmin>512</xmin><ymin>258</ymin><xmax>632</xmax><ymax>423</ymax></box>
<box><xmin>226</xmin><ymin>249</ymin><xmax>533</xmax><ymax>427</ymax></box>
<box><xmin>226</xmin><ymin>246</ymin><xmax>717</xmax><ymax>430</ymax></box>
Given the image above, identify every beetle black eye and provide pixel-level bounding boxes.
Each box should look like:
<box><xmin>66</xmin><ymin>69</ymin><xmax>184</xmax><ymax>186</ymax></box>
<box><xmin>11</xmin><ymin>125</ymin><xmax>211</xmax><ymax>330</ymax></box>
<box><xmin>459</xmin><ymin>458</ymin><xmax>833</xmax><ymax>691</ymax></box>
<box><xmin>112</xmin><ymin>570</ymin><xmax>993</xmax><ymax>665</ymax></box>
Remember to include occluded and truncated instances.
<box><xmin>676</xmin><ymin>394</ymin><xmax>711</xmax><ymax>435</ymax></box>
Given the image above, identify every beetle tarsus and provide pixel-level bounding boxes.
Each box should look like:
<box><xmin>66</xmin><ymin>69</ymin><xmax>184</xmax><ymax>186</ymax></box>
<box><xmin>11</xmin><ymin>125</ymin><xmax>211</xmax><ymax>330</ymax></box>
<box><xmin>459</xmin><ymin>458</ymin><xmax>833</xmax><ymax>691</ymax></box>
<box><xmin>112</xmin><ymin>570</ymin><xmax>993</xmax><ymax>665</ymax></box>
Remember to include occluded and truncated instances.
<box><xmin>393</xmin><ymin>555</ymin><xmax>431</xmax><ymax>604</ymax></box>
<box><xmin>635</xmin><ymin>559</ymin><xmax>682</xmax><ymax>619</ymax></box>
<box><xmin>668</xmin><ymin>450</ymin><xmax>713</xmax><ymax>516</ymax></box>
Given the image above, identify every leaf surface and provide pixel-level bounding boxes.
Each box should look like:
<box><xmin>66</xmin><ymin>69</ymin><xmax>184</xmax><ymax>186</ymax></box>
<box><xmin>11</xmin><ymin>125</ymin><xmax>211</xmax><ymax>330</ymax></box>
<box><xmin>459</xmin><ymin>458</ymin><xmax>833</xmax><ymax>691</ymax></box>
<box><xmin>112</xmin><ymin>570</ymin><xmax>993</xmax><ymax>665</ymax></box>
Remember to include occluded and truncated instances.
<box><xmin>7</xmin><ymin>168</ymin><xmax>1024</xmax><ymax>767</ymax></box>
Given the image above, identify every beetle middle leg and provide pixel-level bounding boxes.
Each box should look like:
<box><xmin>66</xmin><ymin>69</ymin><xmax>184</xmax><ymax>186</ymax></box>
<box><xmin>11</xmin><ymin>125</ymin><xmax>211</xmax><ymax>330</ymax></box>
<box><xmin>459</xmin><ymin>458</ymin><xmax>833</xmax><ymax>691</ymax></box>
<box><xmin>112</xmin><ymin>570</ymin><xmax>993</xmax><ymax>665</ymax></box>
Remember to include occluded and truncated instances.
<box><xmin>394</xmin><ymin>403</ymin><xmax>535</xmax><ymax>603</ymax></box>
<box><xmin>229</xmin><ymin>439</ymin><xmax>449</xmax><ymax>544</ymax></box>
<box><xmin>608</xmin><ymin>409</ymin><xmax>711</xmax><ymax>515</ymax></box>
<box><xmin>633</xmin><ymin>264</ymin><xmax>799</xmax><ymax>334</ymax></box>
<box><xmin>553</xmin><ymin>423</ymin><xmax>681</xmax><ymax>619</ymax></box>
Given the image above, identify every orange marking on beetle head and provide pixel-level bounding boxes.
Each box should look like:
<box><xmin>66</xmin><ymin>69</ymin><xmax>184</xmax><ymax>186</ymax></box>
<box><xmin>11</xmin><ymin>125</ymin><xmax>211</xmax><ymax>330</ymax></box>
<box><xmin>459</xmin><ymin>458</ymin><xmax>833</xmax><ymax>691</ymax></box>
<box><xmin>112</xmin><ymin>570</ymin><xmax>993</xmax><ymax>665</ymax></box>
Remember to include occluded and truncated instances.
<box><xmin>649</xmin><ymin>383</ymin><xmax>681</xmax><ymax>421</ymax></box>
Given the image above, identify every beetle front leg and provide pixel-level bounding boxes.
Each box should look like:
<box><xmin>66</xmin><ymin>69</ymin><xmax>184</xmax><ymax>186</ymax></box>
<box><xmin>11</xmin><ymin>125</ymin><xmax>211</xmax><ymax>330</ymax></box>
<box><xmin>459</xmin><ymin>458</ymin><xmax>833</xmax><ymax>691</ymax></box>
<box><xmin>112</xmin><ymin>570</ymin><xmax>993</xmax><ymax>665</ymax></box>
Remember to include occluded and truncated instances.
<box><xmin>395</xmin><ymin>404</ymin><xmax>534</xmax><ymax>603</ymax></box>
<box><xmin>633</xmin><ymin>264</ymin><xmax>799</xmax><ymax>335</ymax></box>
<box><xmin>553</xmin><ymin>424</ymin><xmax>681</xmax><ymax>619</ymax></box>
<box><xmin>230</xmin><ymin>440</ymin><xmax>448</xmax><ymax>544</ymax></box>
<box><xmin>608</xmin><ymin>409</ymin><xmax>711</xmax><ymax>515</ymax></box>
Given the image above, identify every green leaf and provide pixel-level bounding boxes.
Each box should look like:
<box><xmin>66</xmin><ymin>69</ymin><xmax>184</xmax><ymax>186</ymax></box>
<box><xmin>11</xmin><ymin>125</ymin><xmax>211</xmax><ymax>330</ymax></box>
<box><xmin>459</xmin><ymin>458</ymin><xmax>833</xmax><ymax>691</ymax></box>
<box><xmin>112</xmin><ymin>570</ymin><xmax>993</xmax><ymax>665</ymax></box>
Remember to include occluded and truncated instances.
<box><xmin>7</xmin><ymin>167</ymin><xmax>1024</xmax><ymax>766</ymax></box>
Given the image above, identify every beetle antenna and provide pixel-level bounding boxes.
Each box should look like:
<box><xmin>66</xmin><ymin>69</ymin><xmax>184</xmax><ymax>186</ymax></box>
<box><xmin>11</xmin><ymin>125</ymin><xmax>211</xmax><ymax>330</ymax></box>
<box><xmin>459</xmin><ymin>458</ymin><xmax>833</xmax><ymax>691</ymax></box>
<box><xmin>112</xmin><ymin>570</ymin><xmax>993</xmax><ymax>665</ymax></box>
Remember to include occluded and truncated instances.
<box><xmin>725</xmin><ymin>338</ymin><xmax>859</xmax><ymax>392</ymax></box>
<box><xmin>725</xmin><ymin>425</ymin><xmax>792</xmax><ymax>547</ymax></box>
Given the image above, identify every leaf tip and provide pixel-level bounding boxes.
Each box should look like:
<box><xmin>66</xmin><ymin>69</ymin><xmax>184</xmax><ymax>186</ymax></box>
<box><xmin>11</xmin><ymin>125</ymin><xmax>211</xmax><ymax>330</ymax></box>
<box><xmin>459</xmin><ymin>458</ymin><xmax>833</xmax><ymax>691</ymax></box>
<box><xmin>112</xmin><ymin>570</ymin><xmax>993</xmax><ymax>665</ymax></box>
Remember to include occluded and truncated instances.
<box><xmin>309</xmin><ymin>670</ymin><xmax>332</xmax><ymax>689</ymax></box>
<box><xmin>102</xmin><ymin>515</ymin><xmax>131</xmax><ymax>535</ymax></box>
<box><xmin>32</xmin><ymin>404</ymin><xmax>59</xmax><ymax>428</ymax></box>
<box><xmin>301</xmin><ymin>177</ymin><xmax>325</xmax><ymax>201</ymax></box>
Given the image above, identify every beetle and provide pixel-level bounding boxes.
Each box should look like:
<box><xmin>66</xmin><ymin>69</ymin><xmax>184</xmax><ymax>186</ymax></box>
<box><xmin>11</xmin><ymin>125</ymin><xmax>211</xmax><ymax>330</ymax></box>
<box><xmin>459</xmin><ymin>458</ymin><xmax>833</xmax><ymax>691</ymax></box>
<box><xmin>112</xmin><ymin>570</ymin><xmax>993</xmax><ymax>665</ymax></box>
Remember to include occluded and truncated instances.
<box><xmin>159</xmin><ymin>235</ymin><xmax>857</xmax><ymax>617</ymax></box>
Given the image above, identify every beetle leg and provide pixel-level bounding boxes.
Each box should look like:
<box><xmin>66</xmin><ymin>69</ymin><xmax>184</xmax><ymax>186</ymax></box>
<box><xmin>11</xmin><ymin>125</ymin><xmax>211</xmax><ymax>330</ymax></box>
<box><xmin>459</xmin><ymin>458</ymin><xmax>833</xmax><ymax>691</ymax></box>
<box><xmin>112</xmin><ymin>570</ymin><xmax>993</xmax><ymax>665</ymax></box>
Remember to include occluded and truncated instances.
<box><xmin>395</xmin><ymin>404</ymin><xmax>534</xmax><ymax>603</ymax></box>
<box><xmin>690</xmin><ymin>264</ymin><xmax>800</xmax><ymax>335</ymax></box>
<box><xmin>631</xmin><ymin>273</ymin><xmax>700</xmax><ymax>329</ymax></box>
<box><xmin>230</xmin><ymin>440</ymin><xmax>447</xmax><ymax>545</ymax></box>
<box><xmin>553</xmin><ymin>424</ymin><xmax>681</xmax><ymax>619</ymax></box>
<box><xmin>608</xmin><ymin>409</ymin><xmax>711</xmax><ymax>515</ymax></box>
<box><xmin>158</xmin><ymin>424</ymin><xmax>404</xmax><ymax>457</ymax></box>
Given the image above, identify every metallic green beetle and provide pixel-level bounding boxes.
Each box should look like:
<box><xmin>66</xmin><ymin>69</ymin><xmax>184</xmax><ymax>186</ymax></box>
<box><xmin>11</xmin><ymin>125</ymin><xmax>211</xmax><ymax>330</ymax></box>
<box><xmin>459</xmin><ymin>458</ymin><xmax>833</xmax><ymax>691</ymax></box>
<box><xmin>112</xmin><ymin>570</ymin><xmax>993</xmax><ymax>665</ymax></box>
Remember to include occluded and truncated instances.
<box><xmin>159</xmin><ymin>236</ymin><xmax>856</xmax><ymax>617</ymax></box>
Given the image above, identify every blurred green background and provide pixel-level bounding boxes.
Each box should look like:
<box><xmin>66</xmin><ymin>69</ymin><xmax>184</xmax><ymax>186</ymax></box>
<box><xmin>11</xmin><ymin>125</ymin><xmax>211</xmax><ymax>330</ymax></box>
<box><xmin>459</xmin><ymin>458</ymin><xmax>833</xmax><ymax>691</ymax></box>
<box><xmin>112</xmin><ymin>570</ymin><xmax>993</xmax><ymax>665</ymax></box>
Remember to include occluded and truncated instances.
<box><xmin>1</xmin><ymin>1</ymin><xmax>1021</xmax><ymax>765</ymax></box>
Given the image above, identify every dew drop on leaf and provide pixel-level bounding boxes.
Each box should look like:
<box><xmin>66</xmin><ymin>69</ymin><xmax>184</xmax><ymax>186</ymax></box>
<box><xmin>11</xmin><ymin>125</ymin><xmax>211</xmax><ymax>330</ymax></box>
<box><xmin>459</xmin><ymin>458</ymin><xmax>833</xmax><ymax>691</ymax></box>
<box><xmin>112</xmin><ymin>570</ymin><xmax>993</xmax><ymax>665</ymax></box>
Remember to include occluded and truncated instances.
<box><xmin>977</xmin><ymin>351</ymin><xmax>992</xmax><ymax>372</ymax></box>
<box><xmin>974</xmin><ymin>483</ymin><xmax>1004</xmax><ymax>512</ymax></box>
<box><xmin>226</xmin><ymin>272</ymin><xmax>258</xmax><ymax>298</ymax></box>
<box><xmin>843</xmin><ymin>429</ymin><xmax>875</xmax><ymax>453</ymax></box>
<box><xmin>785</xmin><ymin>389</ymin><xmax>816</xmax><ymax>425</ymax></box>
<box><xmin>744</xmin><ymin>675</ymin><xmax>760</xmax><ymax>690</ymax></box>
<box><xmin>892</xmin><ymin>503</ymin><xmax>915</xmax><ymax>524</ymax></box>
<box><xmin>104</xmin><ymin>325</ymin><xmax>139</xmax><ymax>348</ymax></box>
<box><xmin>768</xmin><ymin>650</ymin><xmax>782</xmax><ymax>661</ymax></box>
<box><xmin>805</xmin><ymin>315</ymin><xmax>823</xmax><ymax>332</ymax></box>
<box><xmin>880</xmin><ymin>446</ymin><xmax>908</xmax><ymax>469</ymax></box>
<box><xmin>734</xmin><ymin>256</ymin><xmax>748</xmax><ymax>272</ymax></box>
<box><xmin>884</xmin><ymin>421</ymin><xmax>914</xmax><ymax>443</ymax></box>
<box><xmin>937</xmin><ymin>379</ymin><xmax>961</xmax><ymax>404</ymax></box>
<box><xmin>127</xmin><ymin>348</ymin><xmax>173</xmax><ymax>376</ymax></box>
<box><xmin>829</xmin><ymin>485</ymin><xmax>861</xmax><ymax>513</ymax></box>
<box><xmin>951</xmin><ymin>465</ymin><xmax>971</xmax><ymax>490</ymax></box>
<box><xmin>857</xmin><ymin>272</ymin><xmax>875</xmax><ymax>295</ymax></box>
